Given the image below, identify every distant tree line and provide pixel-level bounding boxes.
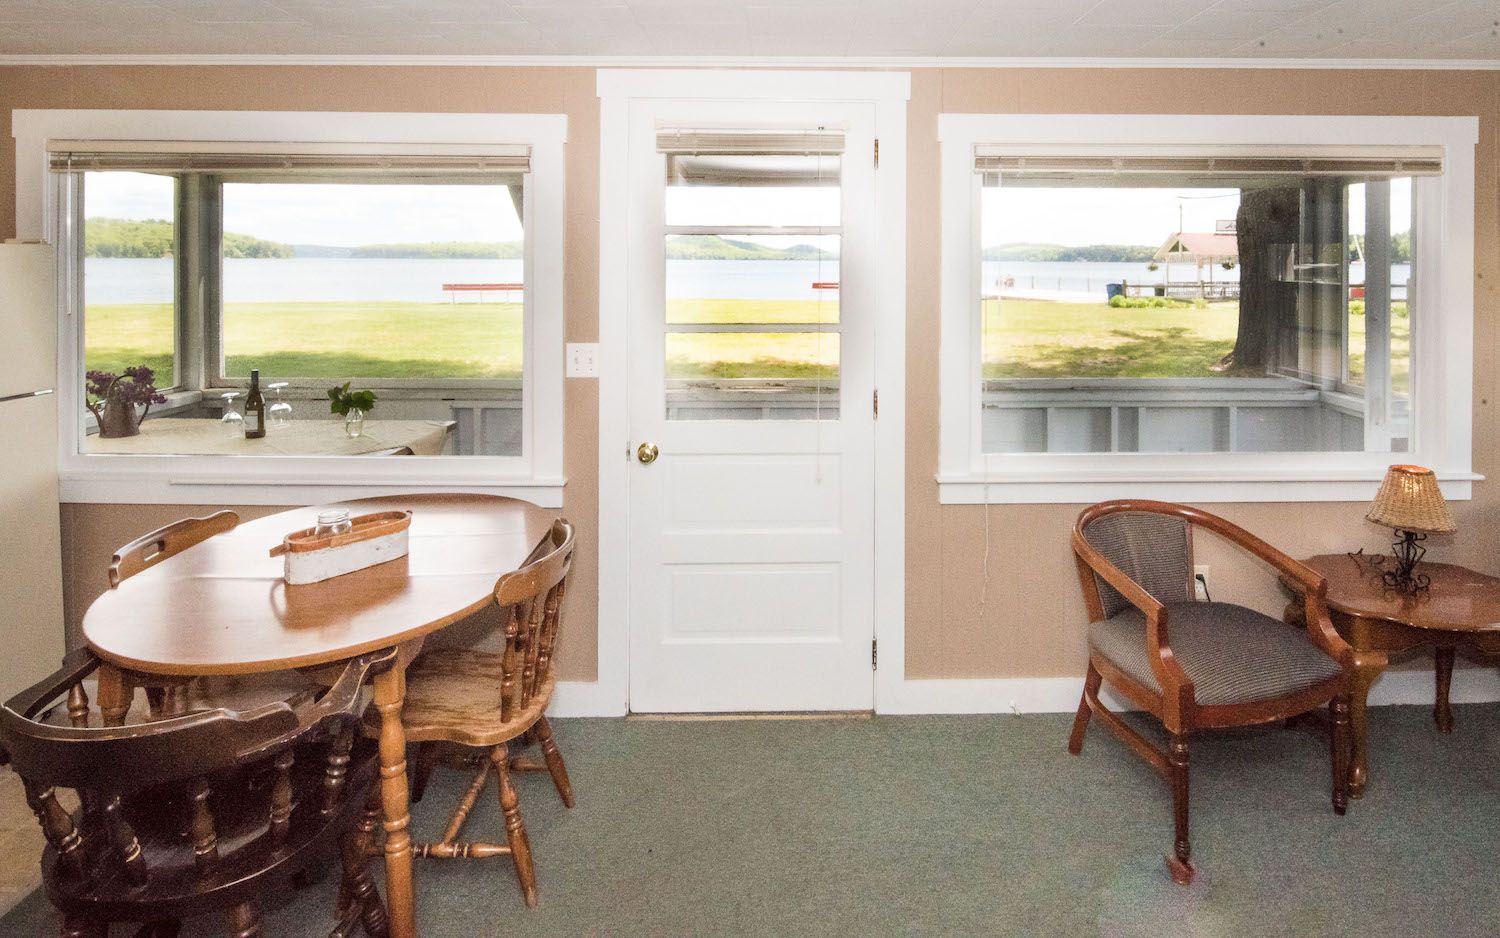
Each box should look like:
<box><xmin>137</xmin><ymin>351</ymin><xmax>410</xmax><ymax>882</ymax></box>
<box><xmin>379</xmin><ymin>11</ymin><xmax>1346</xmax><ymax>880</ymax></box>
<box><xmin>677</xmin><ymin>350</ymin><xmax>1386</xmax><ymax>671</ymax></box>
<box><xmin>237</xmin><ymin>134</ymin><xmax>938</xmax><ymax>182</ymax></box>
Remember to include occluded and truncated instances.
<box><xmin>665</xmin><ymin>235</ymin><xmax>835</xmax><ymax>260</ymax></box>
<box><xmin>85</xmin><ymin>218</ymin><xmax>292</xmax><ymax>258</ymax></box>
<box><xmin>986</xmin><ymin>234</ymin><xmax>1413</xmax><ymax>265</ymax></box>
<box><xmin>984</xmin><ymin>243</ymin><xmax>1158</xmax><ymax>263</ymax></box>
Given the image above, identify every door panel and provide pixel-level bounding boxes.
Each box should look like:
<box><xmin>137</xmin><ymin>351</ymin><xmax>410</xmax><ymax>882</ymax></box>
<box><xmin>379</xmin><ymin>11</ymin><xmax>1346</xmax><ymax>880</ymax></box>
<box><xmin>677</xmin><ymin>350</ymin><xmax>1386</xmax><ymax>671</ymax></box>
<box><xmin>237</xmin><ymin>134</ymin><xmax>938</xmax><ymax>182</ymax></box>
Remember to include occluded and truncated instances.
<box><xmin>627</xmin><ymin>101</ymin><xmax>876</xmax><ymax>712</ymax></box>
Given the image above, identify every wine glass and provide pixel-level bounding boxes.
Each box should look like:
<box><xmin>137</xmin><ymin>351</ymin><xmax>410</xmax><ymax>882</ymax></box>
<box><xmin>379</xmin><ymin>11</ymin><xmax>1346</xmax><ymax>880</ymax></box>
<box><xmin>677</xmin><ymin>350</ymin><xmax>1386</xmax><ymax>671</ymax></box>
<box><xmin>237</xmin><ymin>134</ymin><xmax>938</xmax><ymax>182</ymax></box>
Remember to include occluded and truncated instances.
<box><xmin>220</xmin><ymin>391</ymin><xmax>244</xmax><ymax>437</ymax></box>
<box><xmin>268</xmin><ymin>381</ymin><xmax>292</xmax><ymax>429</ymax></box>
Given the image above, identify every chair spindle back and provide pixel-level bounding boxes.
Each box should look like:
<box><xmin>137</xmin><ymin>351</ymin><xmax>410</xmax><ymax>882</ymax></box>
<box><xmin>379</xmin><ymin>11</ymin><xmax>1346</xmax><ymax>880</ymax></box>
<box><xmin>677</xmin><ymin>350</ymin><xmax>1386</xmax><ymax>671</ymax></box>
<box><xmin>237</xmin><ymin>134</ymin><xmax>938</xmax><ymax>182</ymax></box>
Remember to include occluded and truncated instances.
<box><xmin>494</xmin><ymin>520</ymin><xmax>575</xmax><ymax>722</ymax></box>
<box><xmin>109</xmin><ymin>510</ymin><xmax>240</xmax><ymax>588</ymax></box>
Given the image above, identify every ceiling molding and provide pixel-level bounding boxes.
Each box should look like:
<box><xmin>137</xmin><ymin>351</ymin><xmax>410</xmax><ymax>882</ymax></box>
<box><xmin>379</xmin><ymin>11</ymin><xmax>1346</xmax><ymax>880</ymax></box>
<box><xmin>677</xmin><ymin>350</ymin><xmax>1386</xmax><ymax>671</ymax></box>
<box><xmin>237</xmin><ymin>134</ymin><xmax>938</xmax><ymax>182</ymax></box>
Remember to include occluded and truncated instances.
<box><xmin>0</xmin><ymin>54</ymin><xmax>1496</xmax><ymax>71</ymax></box>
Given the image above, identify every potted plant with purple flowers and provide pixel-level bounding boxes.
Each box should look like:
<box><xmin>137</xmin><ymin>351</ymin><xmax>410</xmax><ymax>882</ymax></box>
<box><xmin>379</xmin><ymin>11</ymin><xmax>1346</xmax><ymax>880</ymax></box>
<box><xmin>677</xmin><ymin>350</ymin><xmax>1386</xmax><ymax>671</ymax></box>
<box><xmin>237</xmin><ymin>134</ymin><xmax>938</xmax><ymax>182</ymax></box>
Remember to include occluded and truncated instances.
<box><xmin>86</xmin><ymin>365</ymin><xmax>167</xmax><ymax>438</ymax></box>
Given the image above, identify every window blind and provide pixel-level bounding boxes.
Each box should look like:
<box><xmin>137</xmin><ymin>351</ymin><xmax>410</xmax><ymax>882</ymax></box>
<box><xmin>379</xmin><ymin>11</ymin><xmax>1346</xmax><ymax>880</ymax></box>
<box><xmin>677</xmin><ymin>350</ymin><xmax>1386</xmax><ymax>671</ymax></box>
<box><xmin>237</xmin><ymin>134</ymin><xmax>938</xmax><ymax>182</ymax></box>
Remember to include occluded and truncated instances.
<box><xmin>655</xmin><ymin>130</ymin><xmax>844</xmax><ymax>156</ymax></box>
<box><xmin>974</xmin><ymin>152</ymin><xmax>1442</xmax><ymax>180</ymax></box>
<box><xmin>47</xmin><ymin>141</ymin><xmax>531</xmax><ymax>176</ymax></box>
<box><xmin>659</xmin><ymin>131</ymin><xmax>844</xmax><ymax>188</ymax></box>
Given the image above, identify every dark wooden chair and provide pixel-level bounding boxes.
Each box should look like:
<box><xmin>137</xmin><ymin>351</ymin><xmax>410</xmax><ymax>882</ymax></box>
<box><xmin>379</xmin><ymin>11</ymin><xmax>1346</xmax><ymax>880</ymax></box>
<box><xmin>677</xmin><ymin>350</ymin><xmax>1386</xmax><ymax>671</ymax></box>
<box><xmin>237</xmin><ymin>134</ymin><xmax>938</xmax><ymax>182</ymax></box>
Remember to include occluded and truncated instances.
<box><xmin>1</xmin><ymin>647</ymin><xmax>396</xmax><ymax>937</ymax></box>
<box><xmin>390</xmin><ymin>520</ymin><xmax>576</xmax><ymax>907</ymax></box>
<box><xmin>1068</xmin><ymin>499</ymin><xmax>1354</xmax><ymax>885</ymax></box>
<box><xmin>104</xmin><ymin>512</ymin><xmax>317</xmax><ymax>722</ymax></box>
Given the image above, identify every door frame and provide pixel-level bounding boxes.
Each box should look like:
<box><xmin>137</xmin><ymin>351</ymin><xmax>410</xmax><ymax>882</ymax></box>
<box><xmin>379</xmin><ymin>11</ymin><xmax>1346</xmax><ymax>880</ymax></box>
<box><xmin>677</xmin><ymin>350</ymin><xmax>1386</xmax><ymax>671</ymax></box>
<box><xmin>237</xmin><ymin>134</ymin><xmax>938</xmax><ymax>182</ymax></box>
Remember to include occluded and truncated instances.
<box><xmin>594</xmin><ymin>69</ymin><xmax>909</xmax><ymax>716</ymax></box>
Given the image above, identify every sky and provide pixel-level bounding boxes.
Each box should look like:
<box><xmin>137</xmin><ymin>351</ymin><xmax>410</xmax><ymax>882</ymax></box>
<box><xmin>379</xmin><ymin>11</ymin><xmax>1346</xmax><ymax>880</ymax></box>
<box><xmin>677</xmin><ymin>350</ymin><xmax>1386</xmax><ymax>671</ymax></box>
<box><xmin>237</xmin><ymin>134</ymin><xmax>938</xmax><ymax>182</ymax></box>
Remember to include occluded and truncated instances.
<box><xmin>85</xmin><ymin>168</ymin><xmax>1414</xmax><ymax>251</ymax></box>
<box><xmin>982</xmin><ymin>179</ymin><xmax>1414</xmax><ymax>247</ymax></box>
<box><xmin>86</xmin><ymin>171</ymin><xmax>523</xmax><ymax>245</ymax></box>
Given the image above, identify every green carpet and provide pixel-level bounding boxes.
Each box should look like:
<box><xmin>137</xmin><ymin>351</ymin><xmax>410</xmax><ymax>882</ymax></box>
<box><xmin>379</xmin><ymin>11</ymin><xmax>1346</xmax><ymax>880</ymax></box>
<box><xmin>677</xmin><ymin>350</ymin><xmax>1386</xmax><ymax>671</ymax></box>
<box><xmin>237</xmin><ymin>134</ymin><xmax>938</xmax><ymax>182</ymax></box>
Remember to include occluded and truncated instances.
<box><xmin>4</xmin><ymin>705</ymin><xmax>1497</xmax><ymax>936</ymax></box>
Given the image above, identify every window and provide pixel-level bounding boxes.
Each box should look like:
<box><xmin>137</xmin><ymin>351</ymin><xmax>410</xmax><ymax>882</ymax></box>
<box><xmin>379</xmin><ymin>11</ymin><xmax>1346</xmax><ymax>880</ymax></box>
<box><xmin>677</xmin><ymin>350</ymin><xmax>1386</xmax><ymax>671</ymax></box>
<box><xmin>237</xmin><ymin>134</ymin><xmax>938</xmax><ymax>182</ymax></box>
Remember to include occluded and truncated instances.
<box><xmin>60</xmin><ymin>146</ymin><xmax>534</xmax><ymax>460</ymax></box>
<box><xmin>939</xmin><ymin>115</ymin><xmax>1477</xmax><ymax>503</ymax></box>
<box><xmin>16</xmin><ymin>109</ymin><xmax>566</xmax><ymax>505</ymax></box>
<box><xmin>977</xmin><ymin>158</ymin><xmax>1427</xmax><ymax>455</ymax></box>
<box><xmin>659</xmin><ymin>133</ymin><xmax>843</xmax><ymax>420</ymax></box>
<box><xmin>83</xmin><ymin>172</ymin><xmax>179</xmax><ymax>389</ymax></box>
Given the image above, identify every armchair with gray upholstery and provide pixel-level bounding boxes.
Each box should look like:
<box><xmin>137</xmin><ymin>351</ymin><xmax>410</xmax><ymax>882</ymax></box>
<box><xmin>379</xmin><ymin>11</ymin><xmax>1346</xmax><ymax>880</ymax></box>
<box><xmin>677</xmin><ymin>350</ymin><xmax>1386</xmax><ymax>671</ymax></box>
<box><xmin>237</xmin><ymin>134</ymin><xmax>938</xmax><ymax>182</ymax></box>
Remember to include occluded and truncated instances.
<box><xmin>1068</xmin><ymin>499</ymin><xmax>1353</xmax><ymax>886</ymax></box>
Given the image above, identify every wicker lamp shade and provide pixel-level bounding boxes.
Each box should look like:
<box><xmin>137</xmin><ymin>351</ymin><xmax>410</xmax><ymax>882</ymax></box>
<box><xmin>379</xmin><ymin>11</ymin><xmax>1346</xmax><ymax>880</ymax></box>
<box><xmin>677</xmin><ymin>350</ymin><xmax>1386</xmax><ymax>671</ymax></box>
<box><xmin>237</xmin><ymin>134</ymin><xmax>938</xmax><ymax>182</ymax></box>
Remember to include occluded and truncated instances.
<box><xmin>1366</xmin><ymin>464</ymin><xmax>1456</xmax><ymax>534</ymax></box>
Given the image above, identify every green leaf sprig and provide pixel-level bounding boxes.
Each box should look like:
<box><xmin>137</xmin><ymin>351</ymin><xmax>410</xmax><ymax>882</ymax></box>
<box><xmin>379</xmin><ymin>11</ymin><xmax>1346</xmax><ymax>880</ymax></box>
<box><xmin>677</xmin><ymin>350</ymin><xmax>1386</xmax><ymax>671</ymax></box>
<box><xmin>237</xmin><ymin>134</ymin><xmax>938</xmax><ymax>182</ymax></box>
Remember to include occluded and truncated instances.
<box><xmin>327</xmin><ymin>382</ymin><xmax>377</xmax><ymax>417</ymax></box>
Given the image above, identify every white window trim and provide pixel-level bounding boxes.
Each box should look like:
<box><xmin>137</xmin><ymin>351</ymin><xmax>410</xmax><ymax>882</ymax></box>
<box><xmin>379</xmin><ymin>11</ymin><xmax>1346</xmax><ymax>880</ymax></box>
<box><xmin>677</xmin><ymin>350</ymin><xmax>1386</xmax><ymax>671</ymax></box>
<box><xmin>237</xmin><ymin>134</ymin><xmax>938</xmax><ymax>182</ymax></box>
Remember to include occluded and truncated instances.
<box><xmin>937</xmin><ymin>113</ymin><xmax>1480</xmax><ymax>505</ymax></box>
<box><xmin>12</xmin><ymin>109</ymin><xmax>567</xmax><ymax>506</ymax></box>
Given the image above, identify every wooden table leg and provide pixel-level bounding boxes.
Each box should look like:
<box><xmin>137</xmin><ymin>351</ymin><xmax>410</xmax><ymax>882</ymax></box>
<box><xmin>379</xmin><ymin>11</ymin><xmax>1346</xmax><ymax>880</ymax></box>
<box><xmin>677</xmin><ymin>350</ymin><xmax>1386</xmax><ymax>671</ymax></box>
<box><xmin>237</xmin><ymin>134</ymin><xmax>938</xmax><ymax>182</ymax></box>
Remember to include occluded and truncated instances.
<box><xmin>1433</xmin><ymin>647</ymin><xmax>1455</xmax><ymax>734</ymax></box>
<box><xmin>1347</xmin><ymin>649</ymin><xmax>1388</xmax><ymax>799</ymax></box>
<box><xmin>372</xmin><ymin>662</ymin><xmax>416</xmax><ymax>938</ymax></box>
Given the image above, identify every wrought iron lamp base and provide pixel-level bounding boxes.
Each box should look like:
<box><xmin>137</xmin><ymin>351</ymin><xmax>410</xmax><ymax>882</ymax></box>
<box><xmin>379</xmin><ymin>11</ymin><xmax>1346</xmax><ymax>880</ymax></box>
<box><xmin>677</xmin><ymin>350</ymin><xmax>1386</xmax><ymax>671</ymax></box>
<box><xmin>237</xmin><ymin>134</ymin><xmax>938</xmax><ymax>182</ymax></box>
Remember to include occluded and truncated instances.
<box><xmin>1382</xmin><ymin>529</ymin><xmax>1430</xmax><ymax>594</ymax></box>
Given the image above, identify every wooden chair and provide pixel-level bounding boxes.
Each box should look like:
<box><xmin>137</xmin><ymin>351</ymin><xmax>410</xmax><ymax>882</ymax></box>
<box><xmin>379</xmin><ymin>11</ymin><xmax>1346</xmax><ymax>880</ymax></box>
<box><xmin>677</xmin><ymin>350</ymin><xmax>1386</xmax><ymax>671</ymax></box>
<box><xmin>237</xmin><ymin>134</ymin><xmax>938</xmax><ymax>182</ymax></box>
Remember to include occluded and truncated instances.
<box><xmin>391</xmin><ymin>520</ymin><xmax>576</xmax><ymax>907</ymax></box>
<box><xmin>0</xmin><ymin>646</ymin><xmax>396</xmax><ymax>937</ymax></box>
<box><xmin>105</xmin><ymin>512</ymin><xmax>316</xmax><ymax>722</ymax></box>
<box><xmin>1068</xmin><ymin>499</ymin><xmax>1354</xmax><ymax>886</ymax></box>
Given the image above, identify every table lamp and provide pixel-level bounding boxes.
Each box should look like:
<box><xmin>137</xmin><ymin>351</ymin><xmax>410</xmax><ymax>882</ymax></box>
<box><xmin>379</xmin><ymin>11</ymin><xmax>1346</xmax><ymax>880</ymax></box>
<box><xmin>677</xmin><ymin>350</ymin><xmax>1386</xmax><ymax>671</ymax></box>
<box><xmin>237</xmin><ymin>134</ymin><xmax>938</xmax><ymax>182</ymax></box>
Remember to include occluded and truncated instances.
<box><xmin>1365</xmin><ymin>464</ymin><xmax>1456</xmax><ymax>593</ymax></box>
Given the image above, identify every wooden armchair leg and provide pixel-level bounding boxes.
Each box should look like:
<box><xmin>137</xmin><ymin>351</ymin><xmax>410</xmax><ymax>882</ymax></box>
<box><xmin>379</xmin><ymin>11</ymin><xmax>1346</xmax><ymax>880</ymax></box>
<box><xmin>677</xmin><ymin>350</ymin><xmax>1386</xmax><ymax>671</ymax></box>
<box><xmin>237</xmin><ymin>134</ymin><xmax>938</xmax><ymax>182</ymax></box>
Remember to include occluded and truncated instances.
<box><xmin>410</xmin><ymin>742</ymin><xmax>438</xmax><ymax>805</ymax></box>
<box><xmin>60</xmin><ymin>914</ymin><xmax>105</xmax><ymax>938</ymax></box>
<box><xmin>492</xmin><ymin>746</ymin><xmax>537</xmax><ymax>907</ymax></box>
<box><xmin>229</xmin><ymin>901</ymin><xmax>262</xmax><ymax>938</ymax></box>
<box><xmin>1330</xmin><ymin>694</ymin><xmax>1351</xmax><ymax>816</ymax></box>
<box><xmin>1166</xmin><ymin>734</ymin><xmax>1194</xmax><ymax>886</ymax></box>
<box><xmin>533</xmin><ymin>716</ymin><xmax>575</xmax><ymax>808</ymax></box>
<box><xmin>1067</xmin><ymin>662</ymin><xmax>1102</xmax><ymax>755</ymax></box>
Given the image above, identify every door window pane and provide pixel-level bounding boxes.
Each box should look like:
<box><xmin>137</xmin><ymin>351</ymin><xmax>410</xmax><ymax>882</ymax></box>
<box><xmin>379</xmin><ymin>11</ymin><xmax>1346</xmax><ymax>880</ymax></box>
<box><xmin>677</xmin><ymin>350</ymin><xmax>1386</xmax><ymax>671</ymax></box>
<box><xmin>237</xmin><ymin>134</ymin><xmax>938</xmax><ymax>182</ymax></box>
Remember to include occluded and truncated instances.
<box><xmin>663</xmin><ymin>149</ymin><xmax>841</xmax><ymax>420</ymax></box>
<box><xmin>666</xmin><ymin>153</ymin><xmax>839</xmax><ymax>228</ymax></box>
<box><xmin>665</xmin><ymin>332</ymin><xmax>839</xmax><ymax>420</ymax></box>
<box><xmin>83</xmin><ymin>172</ymin><xmax>177</xmax><ymax>388</ymax></box>
<box><xmin>666</xmin><ymin>234</ymin><xmax>840</xmax><ymax>325</ymax></box>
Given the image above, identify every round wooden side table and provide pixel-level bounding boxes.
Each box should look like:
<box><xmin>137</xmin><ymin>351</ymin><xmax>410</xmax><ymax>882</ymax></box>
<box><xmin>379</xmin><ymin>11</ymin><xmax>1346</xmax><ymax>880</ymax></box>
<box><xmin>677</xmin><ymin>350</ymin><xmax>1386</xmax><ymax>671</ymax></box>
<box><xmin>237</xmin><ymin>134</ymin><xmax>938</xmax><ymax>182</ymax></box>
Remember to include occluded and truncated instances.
<box><xmin>1295</xmin><ymin>554</ymin><xmax>1500</xmax><ymax>798</ymax></box>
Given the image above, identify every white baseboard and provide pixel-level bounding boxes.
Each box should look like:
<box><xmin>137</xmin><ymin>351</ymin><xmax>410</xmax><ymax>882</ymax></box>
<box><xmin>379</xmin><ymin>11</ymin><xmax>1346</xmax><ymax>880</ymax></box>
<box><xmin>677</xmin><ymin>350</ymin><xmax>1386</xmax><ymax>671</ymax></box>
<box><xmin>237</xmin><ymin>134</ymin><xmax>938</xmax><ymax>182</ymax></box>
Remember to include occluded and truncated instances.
<box><xmin>879</xmin><ymin>667</ymin><xmax>1500</xmax><ymax>715</ymax></box>
<box><xmin>1366</xmin><ymin>666</ymin><xmax>1500</xmax><ymax>706</ymax></box>
<box><xmin>547</xmin><ymin>679</ymin><xmax>628</xmax><ymax>717</ymax></box>
<box><xmin>544</xmin><ymin>668</ymin><xmax>1500</xmax><ymax>718</ymax></box>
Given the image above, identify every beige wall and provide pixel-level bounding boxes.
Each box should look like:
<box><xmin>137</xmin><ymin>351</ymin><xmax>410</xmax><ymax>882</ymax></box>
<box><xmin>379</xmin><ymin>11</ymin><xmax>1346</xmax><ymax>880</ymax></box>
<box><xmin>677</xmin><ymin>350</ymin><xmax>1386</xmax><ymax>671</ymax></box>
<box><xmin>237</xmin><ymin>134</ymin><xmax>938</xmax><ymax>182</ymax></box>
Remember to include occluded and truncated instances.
<box><xmin>902</xmin><ymin>68</ymin><xmax>1500</xmax><ymax>679</ymax></box>
<box><xmin>5</xmin><ymin>65</ymin><xmax>1497</xmax><ymax>687</ymax></box>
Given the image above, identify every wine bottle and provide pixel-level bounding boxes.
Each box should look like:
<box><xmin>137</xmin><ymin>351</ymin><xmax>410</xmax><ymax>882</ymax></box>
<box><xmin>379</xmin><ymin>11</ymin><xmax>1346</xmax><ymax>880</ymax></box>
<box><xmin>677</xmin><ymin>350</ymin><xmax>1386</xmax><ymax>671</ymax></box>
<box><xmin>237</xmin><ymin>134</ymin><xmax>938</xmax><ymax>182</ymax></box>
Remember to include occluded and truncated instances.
<box><xmin>244</xmin><ymin>369</ymin><xmax>267</xmax><ymax>439</ymax></box>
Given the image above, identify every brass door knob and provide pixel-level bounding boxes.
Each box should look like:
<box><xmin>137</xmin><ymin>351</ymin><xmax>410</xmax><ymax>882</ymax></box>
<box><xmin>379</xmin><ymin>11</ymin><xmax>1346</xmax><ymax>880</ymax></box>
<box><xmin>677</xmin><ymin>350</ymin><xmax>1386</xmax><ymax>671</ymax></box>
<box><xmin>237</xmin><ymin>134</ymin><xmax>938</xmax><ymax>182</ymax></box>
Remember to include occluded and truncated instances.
<box><xmin>636</xmin><ymin>442</ymin><xmax>660</xmax><ymax>464</ymax></box>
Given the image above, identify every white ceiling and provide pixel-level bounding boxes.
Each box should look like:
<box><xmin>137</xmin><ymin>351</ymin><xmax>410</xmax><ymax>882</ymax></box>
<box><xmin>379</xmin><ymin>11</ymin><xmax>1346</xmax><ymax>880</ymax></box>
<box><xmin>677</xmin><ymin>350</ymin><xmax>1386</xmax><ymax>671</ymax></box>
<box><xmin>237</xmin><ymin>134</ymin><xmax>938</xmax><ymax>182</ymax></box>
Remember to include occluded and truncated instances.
<box><xmin>1</xmin><ymin>0</ymin><xmax>1496</xmax><ymax>61</ymax></box>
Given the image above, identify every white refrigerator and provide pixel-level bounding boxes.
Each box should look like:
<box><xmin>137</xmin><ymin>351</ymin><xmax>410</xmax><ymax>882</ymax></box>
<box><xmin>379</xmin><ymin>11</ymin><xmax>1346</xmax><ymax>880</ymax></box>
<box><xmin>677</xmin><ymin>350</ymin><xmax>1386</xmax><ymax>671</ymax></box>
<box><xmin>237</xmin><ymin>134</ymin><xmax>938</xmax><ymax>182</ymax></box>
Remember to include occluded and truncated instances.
<box><xmin>0</xmin><ymin>242</ymin><xmax>64</xmax><ymax>701</ymax></box>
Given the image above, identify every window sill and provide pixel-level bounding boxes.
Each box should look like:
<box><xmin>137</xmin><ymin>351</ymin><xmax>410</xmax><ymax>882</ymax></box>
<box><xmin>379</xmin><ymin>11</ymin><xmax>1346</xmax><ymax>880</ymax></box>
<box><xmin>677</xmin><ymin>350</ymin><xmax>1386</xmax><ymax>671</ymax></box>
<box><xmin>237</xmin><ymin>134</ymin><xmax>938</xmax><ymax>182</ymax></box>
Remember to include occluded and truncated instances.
<box><xmin>936</xmin><ymin>469</ymin><xmax>1480</xmax><ymax>505</ymax></box>
<box><xmin>59</xmin><ymin>463</ymin><xmax>566</xmax><ymax>508</ymax></box>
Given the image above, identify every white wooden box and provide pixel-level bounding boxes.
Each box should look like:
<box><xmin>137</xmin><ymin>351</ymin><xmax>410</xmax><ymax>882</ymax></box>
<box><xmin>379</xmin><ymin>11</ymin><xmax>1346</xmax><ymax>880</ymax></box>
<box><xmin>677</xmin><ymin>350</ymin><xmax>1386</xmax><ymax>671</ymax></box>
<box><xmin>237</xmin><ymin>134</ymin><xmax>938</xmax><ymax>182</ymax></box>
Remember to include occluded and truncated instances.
<box><xmin>270</xmin><ymin>510</ymin><xmax>412</xmax><ymax>585</ymax></box>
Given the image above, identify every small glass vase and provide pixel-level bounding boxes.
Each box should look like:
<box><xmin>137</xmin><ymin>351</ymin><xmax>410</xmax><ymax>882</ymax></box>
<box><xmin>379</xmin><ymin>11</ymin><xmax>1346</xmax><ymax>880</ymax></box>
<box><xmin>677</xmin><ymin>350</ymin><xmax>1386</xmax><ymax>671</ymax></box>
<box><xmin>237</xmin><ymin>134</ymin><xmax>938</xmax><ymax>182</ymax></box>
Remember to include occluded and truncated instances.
<box><xmin>344</xmin><ymin>408</ymin><xmax>365</xmax><ymax>438</ymax></box>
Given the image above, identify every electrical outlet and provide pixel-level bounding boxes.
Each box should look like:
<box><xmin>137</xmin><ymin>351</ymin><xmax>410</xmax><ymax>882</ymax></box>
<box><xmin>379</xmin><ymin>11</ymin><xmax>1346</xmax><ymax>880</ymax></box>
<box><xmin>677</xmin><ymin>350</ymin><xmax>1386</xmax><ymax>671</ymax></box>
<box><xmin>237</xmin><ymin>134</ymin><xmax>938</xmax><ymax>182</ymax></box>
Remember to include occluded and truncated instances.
<box><xmin>1193</xmin><ymin>565</ymin><xmax>1211</xmax><ymax>601</ymax></box>
<box><xmin>566</xmin><ymin>342</ymin><xmax>599</xmax><ymax>378</ymax></box>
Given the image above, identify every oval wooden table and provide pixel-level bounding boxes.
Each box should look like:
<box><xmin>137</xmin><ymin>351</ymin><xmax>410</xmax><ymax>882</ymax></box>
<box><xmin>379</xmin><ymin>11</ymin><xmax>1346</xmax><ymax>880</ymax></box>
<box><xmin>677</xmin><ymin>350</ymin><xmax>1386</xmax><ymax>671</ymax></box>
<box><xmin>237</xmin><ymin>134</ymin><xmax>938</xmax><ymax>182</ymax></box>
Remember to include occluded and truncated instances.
<box><xmin>82</xmin><ymin>493</ymin><xmax>557</xmax><ymax>938</ymax></box>
<box><xmin>1296</xmin><ymin>554</ymin><xmax>1500</xmax><ymax>798</ymax></box>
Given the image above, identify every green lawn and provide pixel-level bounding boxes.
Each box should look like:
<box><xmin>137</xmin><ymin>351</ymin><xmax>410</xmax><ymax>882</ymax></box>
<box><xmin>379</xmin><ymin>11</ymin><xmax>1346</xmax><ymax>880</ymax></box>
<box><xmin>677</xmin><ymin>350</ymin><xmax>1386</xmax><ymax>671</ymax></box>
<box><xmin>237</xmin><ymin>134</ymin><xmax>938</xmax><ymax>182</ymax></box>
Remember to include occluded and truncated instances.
<box><xmin>84</xmin><ymin>296</ymin><xmax>1407</xmax><ymax>387</ymax></box>
<box><xmin>983</xmin><ymin>298</ymin><xmax>1240</xmax><ymax>379</ymax></box>
<box><xmin>983</xmin><ymin>297</ymin><xmax>1409</xmax><ymax>386</ymax></box>
<box><xmin>86</xmin><ymin>301</ymin><xmax>524</xmax><ymax>383</ymax></box>
<box><xmin>85</xmin><ymin>298</ymin><xmax>843</xmax><ymax>384</ymax></box>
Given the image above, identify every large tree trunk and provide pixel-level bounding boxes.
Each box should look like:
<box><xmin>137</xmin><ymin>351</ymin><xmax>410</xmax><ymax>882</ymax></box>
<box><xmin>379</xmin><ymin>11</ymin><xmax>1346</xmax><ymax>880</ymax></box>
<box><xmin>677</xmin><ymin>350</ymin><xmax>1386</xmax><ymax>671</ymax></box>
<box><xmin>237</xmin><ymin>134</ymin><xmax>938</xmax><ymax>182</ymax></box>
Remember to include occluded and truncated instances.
<box><xmin>1220</xmin><ymin>188</ymin><xmax>1301</xmax><ymax>373</ymax></box>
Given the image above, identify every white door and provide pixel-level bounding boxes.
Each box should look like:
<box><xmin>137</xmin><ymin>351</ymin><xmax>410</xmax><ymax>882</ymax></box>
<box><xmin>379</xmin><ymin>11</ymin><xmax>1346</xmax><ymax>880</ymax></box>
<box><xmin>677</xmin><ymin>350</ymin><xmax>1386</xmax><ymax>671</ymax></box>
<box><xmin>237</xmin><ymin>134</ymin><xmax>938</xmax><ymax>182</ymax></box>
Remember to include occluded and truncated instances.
<box><xmin>625</xmin><ymin>100</ymin><xmax>878</xmax><ymax>712</ymax></box>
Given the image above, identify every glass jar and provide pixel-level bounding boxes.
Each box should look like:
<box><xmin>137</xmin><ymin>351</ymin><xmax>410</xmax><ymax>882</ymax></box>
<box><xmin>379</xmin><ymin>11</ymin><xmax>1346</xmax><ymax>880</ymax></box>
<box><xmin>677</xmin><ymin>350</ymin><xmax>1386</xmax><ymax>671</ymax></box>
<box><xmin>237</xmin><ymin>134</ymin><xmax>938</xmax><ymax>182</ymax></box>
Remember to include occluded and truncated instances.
<box><xmin>313</xmin><ymin>509</ymin><xmax>353</xmax><ymax>539</ymax></box>
<box><xmin>344</xmin><ymin>407</ymin><xmax>365</xmax><ymax>438</ymax></box>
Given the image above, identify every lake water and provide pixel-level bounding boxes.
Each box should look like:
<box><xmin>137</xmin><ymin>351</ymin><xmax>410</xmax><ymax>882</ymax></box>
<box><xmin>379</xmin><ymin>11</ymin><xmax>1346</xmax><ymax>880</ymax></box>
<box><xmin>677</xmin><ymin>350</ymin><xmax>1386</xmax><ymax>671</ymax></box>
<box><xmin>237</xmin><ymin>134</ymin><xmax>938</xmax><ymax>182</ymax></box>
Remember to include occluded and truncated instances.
<box><xmin>84</xmin><ymin>257</ymin><xmax>1413</xmax><ymax>305</ymax></box>
<box><xmin>985</xmin><ymin>260</ymin><xmax>1410</xmax><ymax>301</ymax></box>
